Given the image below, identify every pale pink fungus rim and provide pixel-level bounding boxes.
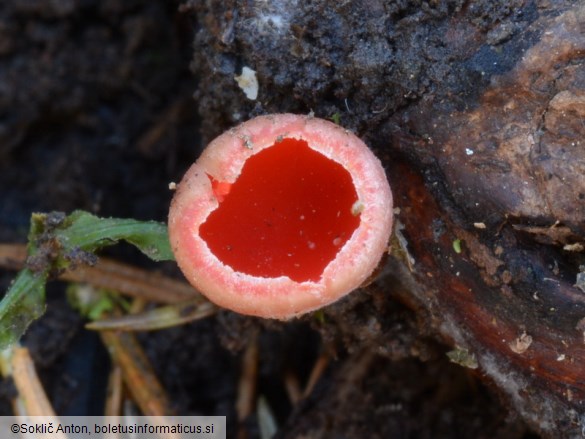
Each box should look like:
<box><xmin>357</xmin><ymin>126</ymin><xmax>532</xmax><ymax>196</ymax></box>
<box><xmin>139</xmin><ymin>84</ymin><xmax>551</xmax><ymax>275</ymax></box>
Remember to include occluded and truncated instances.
<box><xmin>168</xmin><ymin>113</ymin><xmax>393</xmax><ymax>319</ymax></box>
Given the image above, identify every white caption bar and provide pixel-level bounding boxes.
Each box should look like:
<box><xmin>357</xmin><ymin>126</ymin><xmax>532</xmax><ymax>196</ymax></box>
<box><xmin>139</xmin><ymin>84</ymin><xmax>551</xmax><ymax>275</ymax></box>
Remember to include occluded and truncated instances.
<box><xmin>0</xmin><ymin>416</ymin><xmax>226</xmax><ymax>439</ymax></box>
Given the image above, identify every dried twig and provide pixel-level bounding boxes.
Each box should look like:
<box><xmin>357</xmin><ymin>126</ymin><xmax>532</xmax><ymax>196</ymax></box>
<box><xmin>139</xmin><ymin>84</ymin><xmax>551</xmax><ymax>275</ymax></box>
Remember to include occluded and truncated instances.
<box><xmin>11</xmin><ymin>346</ymin><xmax>57</xmax><ymax>416</ymax></box>
<box><xmin>236</xmin><ymin>333</ymin><xmax>259</xmax><ymax>422</ymax></box>
<box><xmin>0</xmin><ymin>243</ymin><xmax>196</xmax><ymax>304</ymax></box>
<box><xmin>104</xmin><ymin>364</ymin><xmax>124</xmax><ymax>416</ymax></box>
<box><xmin>303</xmin><ymin>351</ymin><xmax>331</xmax><ymax>398</ymax></box>
<box><xmin>100</xmin><ymin>329</ymin><xmax>173</xmax><ymax>416</ymax></box>
<box><xmin>86</xmin><ymin>301</ymin><xmax>216</xmax><ymax>332</ymax></box>
<box><xmin>283</xmin><ymin>370</ymin><xmax>302</xmax><ymax>405</ymax></box>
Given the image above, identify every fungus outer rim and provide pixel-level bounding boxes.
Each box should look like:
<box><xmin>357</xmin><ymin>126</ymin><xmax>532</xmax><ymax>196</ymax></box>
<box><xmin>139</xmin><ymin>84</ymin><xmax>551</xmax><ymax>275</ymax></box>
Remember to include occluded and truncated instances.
<box><xmin>168</xmin><ymin>114</ymin><xmax>393</xmax><ymax>319</ymax></box>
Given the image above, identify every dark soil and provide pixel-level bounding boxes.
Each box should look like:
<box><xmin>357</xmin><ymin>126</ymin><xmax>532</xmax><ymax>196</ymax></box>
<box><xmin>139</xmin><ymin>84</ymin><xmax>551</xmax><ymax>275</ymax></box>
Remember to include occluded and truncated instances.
<box><xmin>1</xmin><ymin>0</ymin><xmax>580</xmax><ymax>438</ymax></box>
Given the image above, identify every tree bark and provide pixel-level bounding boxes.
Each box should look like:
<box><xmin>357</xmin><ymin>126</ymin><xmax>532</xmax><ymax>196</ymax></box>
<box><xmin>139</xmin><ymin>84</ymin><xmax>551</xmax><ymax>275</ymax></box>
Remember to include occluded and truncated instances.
<box><xmin>188</xmin><ymin>1</ymin><xmax>585</xmax><ymax>436</ymax></box>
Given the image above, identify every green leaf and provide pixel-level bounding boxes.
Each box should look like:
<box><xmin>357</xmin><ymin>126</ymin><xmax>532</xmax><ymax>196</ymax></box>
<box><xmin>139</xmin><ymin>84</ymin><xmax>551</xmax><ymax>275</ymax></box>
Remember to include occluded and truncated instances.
<box><xmin>66</xmin><ymin>284</ymin><xmax>118</xmax><ymax>321</ymax></box>
<box><xmin>446</xmin><ymin>346</ymin><xmax>478</xmax><ymax>369</ymax></box>
<box><xmin>0</xmin><ymin>270</ymin><xmax>47</xmax><ymax>349</ymax></box>
<box><xmin>57</xmin><ymin>211</ymin><xmax>173</xmax><ymax>261</ymax></box>
<box><xmin>0</xmin><ymin>210</ymin><xmax>174</xmax><ymax>350</ymax></box>
<box><xmin>452</xmin><ymin>238</ymin><xmax>462</xmax><ymax>254</ymax></box>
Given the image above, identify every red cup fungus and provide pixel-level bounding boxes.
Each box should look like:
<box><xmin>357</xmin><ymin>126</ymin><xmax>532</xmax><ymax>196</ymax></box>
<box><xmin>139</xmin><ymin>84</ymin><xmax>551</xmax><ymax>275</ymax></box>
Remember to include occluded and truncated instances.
<box><xmin>168</xmin><ymin>114</ymin><xmax>393</xmax><ymax>319</ymax></box>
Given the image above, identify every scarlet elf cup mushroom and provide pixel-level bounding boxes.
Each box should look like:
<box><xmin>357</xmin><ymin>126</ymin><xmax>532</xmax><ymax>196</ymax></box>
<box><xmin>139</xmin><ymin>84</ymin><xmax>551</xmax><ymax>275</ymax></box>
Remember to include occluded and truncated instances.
<box><xmin>168</xmin><ymin>114</ymin><xmax>393</xmax><ymax>319</ymax></box>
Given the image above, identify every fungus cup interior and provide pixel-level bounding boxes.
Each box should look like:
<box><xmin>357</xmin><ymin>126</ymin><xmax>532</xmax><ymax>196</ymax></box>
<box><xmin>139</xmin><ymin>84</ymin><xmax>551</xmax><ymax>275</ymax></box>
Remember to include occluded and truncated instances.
<box><xmin>199</xmin><ymin>137</ymin><xmax>361</xmax><ymax>283</ymax></box>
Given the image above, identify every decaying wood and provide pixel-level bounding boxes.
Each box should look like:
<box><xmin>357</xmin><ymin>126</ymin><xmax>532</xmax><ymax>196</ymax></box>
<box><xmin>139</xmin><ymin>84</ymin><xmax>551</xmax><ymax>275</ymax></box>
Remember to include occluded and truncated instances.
<box><xmin>390</xmin><ymin>5</ymin><xmax>585</xmax><ymax>433</ymax></box>
<box><xmin>189</xmin><ymin>1</ymin><xmax>585</xmax><ymax>436</ymax></box>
